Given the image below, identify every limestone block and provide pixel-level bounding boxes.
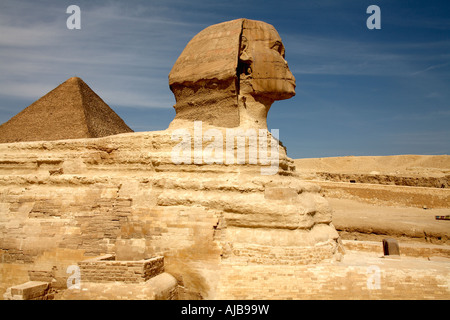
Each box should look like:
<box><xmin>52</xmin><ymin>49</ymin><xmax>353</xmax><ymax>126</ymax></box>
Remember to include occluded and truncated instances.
<box><xmin>7</xmin><ymin>281</ymin><xmax>50</xmax><ymax>300</ymax></box>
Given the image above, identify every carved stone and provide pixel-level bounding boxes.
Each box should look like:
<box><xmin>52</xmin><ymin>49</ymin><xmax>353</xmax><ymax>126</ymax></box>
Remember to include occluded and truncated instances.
<box><xmin>169</xmin><ymin>18</ymin><xmax>295</xmax><ymax>130</ymax></box>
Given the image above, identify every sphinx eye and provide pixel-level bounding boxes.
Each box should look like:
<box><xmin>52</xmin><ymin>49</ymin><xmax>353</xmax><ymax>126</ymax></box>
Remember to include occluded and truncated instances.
<box><xmin>271</xmin><ymin>41</ymin><xmax>285</xmax><ymax>58</ymax></box>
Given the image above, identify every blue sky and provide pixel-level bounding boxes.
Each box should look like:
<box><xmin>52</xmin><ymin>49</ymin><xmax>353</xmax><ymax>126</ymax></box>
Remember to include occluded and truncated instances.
<box><xmin>0</xmin><ymin>0</ymin><xmax>449</xmax><ymax>158</ymax></box>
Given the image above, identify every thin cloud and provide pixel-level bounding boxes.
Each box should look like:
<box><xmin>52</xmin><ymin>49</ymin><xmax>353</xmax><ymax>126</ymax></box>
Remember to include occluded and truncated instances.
<box><xmin>411</xmin><ymin>62</ymin><xmax>450</xmax><ymax>76</ymax></box>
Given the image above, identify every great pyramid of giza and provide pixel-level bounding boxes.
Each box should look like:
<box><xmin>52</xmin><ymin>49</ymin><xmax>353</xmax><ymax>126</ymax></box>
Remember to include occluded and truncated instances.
<box><xmin>0</xmin><ymin>77</ymin><xmax>133</xmax><ymax>143</ymax></box>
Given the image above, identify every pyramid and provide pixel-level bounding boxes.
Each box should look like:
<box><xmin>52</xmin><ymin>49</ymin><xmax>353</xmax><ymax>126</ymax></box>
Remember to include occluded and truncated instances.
<box><xmin>0</xmin><ymin>77</ymin><xmax>133</xmax><ymax>143</ymax></box>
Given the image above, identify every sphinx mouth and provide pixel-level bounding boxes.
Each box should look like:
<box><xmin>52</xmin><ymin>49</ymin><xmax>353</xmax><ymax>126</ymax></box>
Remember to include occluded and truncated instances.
<box><xmin>287</xmin><ymin>79</ymin><xmax>296</xmax><ymax>90</ymax></box>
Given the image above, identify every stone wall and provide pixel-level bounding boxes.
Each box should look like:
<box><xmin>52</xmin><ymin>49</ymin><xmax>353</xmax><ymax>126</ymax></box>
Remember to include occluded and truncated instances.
<box><xmin>78</xmin><ymin>255</ymin><xmax>164</xmax><ymax>283</ymax></box>
<box><xmin>317</xmin><ymin>181</ymin><xmax>450</xmax><ymax>208</ymax></box>
<box><xmin>314</xmin><ymin>172</ymin><xmax>450</xmax><ymax>188</ymax></box>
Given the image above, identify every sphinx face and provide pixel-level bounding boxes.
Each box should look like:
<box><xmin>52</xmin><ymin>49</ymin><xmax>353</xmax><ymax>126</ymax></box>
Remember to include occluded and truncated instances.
<box><xmin>240</xmin><ymin>20</ymin><xmax>296</xmax><ymax>101</ymax></box>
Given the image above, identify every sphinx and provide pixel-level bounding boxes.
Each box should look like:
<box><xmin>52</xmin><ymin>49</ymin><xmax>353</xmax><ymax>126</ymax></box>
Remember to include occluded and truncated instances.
<box><xmin>0</xmin><ymin>19</ymin><xmax>341</xmax><ymax>300</ymax></box>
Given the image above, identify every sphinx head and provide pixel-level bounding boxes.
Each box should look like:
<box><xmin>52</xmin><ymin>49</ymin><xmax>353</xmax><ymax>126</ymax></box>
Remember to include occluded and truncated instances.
<box><xmin>168</xmin><ymin>18</ymin><xmax>295</xmax><ymax>129</ymax></box>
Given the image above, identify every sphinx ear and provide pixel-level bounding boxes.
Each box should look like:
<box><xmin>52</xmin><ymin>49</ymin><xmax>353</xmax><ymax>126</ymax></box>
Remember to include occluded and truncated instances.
<box><xmin>238</xmin><ymin>35</ymin><xmax>252</xmax><ymax>76</ymax></box>
<box><xmin>239</xmin><ymin>35</ymin><xmax>252</xmax><ymax>63</ymax></box>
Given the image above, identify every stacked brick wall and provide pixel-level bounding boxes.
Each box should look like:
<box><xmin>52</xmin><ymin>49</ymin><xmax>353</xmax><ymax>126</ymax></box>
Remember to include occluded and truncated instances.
<box><xmin>78</xmin><ymin>255</ymin><xmax>164</xmax><ymax>283</ymax></box>
<box><xmin>230</xmin><ymin>242</ymin><xmax>337</xmax><ymax>265</ymax></box>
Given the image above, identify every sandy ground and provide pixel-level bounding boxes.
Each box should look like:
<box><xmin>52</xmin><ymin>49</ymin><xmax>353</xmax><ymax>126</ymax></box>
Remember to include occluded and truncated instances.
<box><xmin>294</xmin><ymin>154</ymin><xmax>450</xmax><ymax>177</ymax></box>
